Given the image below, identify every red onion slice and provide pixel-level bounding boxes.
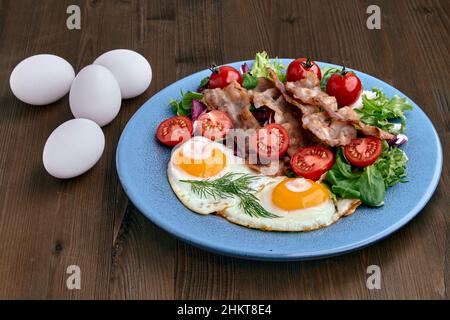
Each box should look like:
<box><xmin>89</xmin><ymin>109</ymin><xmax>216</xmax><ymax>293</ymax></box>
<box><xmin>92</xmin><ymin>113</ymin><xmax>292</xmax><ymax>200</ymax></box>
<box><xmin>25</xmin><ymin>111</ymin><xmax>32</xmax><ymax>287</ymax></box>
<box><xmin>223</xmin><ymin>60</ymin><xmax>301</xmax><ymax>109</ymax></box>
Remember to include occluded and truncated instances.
<box><xmin>191</xmin><ymin>99</ymin><xmax>206</xmax><ymax>121</ymax></box>
<box><xmin>240</xmin><ymin>63</ymin><xmax>250</xmax><ymax>74</ymax></box>
<box><xmin>388</xmin><ymin>134</ymin><xmax>408</xmax><ymax>147</ymax></box>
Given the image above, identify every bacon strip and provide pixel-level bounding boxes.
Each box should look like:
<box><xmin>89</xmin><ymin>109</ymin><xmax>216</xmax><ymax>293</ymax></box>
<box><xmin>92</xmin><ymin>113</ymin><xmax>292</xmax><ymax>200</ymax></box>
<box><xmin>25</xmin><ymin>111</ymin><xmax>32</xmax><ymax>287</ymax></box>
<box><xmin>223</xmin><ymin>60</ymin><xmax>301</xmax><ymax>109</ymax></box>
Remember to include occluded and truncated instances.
<box><xmin>268</xmin><ymin>68</ymin><xmax>356</xmax><ymax>146</ymax></box>
<box><xmin>202</xmin><ymin>81</ymin><xmax>260</xmax><ymax>130</ymax></box>
<box><xmin>252</xmin><ymin>86</ymin><xmax>304</xmax><ymax>155</ymax></box>
<box><xmin>268</xmin><ymin>68</ymin><xmax>395</xmax><ymax>144</ymax></box>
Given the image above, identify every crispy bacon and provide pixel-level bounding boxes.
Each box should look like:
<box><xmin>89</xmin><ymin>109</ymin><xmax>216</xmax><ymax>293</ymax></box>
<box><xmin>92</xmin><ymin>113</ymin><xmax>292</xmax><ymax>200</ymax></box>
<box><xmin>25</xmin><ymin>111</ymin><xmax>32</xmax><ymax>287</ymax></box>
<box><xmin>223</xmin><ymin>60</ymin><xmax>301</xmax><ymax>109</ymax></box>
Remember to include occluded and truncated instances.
<box><xmin>268</xmin><ymin>68</ymin><xmax>395</xmax><ymax>144</ymax></box>
<box><xmin>268</xmin><ymin>68</ymin><xmax>356</xmax><ymax>146</ymax></box>
<box><xmin>301</xmin><ymin>111</ymin><xmax>357</xmax><ymax>146</ymax></box>
<box><xmin>202</xmin><ymin>81</ymin><xmax>260</xmax><ymax>129</ymax></box>
<box><xmin>251</xmin><ymin>84</ymin><xmax>304</xmax><ymax>155</ymax></box>
<box><xmin>285</xmin><ymin>80</ymin><xmax>344</xmax><ymax>121</ymax></box>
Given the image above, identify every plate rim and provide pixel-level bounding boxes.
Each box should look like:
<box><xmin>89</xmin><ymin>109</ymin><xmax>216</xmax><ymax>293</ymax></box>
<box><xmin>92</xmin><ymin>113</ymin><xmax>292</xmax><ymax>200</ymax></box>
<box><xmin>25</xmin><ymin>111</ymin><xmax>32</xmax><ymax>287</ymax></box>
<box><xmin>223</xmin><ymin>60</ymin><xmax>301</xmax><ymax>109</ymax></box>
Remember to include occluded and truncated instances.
<box><xmin>116</xmin><ymin>59</ymin><xmax>443</xmax><ymax>261</ymax></box>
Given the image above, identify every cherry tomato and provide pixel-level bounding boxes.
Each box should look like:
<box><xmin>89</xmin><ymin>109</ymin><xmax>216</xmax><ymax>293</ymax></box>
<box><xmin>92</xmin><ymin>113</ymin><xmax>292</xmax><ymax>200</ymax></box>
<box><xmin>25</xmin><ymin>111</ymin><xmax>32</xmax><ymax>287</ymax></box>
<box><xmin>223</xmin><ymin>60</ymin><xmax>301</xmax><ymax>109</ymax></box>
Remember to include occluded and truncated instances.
<box><xmin>156</xmin><ymin>116</ymin><xmax>193</xmax><ymax>147</ymax></box>
<box><xmin>286</xmin><ymin>57</ymin><xmax>322</xmax><ymax>82</ymax></box>
<box><xmin>208</xmin><ymin>66</ymin><xmax>243</xmax><ymax>89</ymax></box>
<box><xmin>344</xmin><ymin>137</ymin><xmax>382</xmax><ymax>167</ymax></box>
<box><xmin>195</xmin><ymin>110</ymin><xmax>233</xmax><ymax>141</ymax></box>
<box><xmin>326</xmin><ymin>67</ymin><xmax>362</xmax><ymax>106</ymax></box>
<box><xmin>290</xmin><ymin>146</ymin><xmax>334</xmax><ymax>181</ymax></box>
<box><xmin>250</xmin><ymin>124</ymin><xmax>290</xmax><ymax>160</ymax></box>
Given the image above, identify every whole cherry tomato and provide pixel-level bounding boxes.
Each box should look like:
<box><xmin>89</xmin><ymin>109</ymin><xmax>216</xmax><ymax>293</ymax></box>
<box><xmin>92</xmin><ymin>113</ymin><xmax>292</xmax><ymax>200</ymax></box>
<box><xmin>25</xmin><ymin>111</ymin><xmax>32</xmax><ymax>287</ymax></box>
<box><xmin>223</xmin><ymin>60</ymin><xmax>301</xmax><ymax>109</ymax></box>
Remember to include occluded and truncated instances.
<box><xmin>208</xmin><ymin>66</ymin><xmax>243</xmax><ymax>89</ymax></box>
<box><xmin>286</xmin><ymin>57</ymin><xmax>322</xmax><ymax>82</ymax></box>
<box><xmin>326</xmin><ymin>67</ymin><xmax>362</xmax><ymax>107</ymax></box>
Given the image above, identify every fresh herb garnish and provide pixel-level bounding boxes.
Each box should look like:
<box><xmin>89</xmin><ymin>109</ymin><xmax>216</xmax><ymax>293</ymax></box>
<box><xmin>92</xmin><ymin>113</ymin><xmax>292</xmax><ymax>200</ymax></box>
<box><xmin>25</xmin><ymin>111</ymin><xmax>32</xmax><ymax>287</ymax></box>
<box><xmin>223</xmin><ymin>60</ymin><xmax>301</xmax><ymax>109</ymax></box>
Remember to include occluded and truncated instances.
<box><xmin>180</xmin><ymin>173</ymin><xmax>278</xmax><ymax>218</ymax></box>
<box><xmin>169</xmin><ymin>91</ymin><xmax>204</xmax><ymax>116</ymax></box>
<box><xmin>356</xmin><ymin>88</ymin><xmax>413</xmax><ymax>134</ymax></box>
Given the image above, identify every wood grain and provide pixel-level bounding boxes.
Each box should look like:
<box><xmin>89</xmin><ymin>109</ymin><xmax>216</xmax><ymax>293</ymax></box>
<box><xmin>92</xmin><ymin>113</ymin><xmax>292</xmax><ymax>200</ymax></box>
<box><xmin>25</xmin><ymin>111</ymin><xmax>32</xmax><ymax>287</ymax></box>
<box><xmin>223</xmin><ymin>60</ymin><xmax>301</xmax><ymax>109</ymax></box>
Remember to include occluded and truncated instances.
<box><xmin>0</xmin><ymin>0</ymin><xmax>448</xmax><ymax>299</ymax></box>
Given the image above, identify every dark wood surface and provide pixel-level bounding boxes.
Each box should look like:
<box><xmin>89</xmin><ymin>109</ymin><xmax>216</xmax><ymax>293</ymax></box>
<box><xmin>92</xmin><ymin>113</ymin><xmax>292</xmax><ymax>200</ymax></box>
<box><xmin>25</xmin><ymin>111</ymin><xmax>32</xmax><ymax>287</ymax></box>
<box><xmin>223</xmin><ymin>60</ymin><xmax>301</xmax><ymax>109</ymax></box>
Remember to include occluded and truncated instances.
<box><xmin>0</xmin><ymin>0</ymin><xmax>448</xmax><ymax>299</ymax></box>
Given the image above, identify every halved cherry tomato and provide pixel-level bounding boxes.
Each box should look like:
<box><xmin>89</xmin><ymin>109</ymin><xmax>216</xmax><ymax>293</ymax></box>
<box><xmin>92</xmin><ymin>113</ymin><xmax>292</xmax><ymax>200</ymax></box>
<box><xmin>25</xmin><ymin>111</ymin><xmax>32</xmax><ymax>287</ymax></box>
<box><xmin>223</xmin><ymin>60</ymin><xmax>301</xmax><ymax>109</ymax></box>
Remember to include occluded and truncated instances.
<box><xmin>286</xmin><ymin>57</ymin><xmax>322</xmax><ymax>82</ymax></box>
<box><xmin>250</xmin><ymin>124</ymin><xmax>290</xmax><ymax>160</ymax></box>
<box><xmin>156</xmin><ymin>116</ymin><xmax>193</xmax><ymax>147</ymax></box>
<box><xmin>208</xmin><ymin>66</ymin><xmax>243</xmax><ymax>89</ymax></box>
<box><xmin>344</xmin><ymin>137</ymin><xmax>382</xmax><ymax>167</ymax></box>
<box><xmin>195</xmin><ymin>110</ymin><xmax>233</xmax><ymax>141</ymax></box>
<box><xmin>326</xmin><ymin>67</ymin><xmax>362</xmax><ymax>106</ymax></box>
<box><xmin>290</xmin><ymin>146</ymin><xmax>334</xmax><ymax>181</ymax></box>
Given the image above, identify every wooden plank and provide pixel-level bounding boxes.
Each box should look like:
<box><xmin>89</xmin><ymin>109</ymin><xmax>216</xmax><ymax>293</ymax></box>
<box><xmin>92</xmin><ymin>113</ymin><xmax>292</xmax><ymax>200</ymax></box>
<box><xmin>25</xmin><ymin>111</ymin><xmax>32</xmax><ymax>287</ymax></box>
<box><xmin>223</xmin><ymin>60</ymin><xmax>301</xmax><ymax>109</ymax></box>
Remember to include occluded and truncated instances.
<box><xmin>0</xmin><ymin>0</ymin><xmax>447</xmax><ymax>299</ymax></box>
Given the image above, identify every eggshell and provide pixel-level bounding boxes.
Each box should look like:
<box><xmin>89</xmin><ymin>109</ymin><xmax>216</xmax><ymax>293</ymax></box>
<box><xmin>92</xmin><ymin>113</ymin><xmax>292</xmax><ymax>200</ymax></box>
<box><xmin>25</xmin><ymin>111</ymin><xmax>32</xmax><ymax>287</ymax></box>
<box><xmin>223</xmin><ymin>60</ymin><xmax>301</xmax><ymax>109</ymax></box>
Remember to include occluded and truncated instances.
<box><xmin>93</xmin><ymin>49</ymin><xmax>152</xmax><ymax>99</ymax></box>
<box><xmin>69</xmin><ymin>65</ymin><xmax>121</xmax><ymax>127</ymax></box>
<box><xmin>9</xmin><ymin>54</ymin><xmax>75</xmax><ymax>105</ymax></box>
<box><xmin>43</xmin><ymin>119</ymin><xmax>105</xmax><ymax>179</ymax></box>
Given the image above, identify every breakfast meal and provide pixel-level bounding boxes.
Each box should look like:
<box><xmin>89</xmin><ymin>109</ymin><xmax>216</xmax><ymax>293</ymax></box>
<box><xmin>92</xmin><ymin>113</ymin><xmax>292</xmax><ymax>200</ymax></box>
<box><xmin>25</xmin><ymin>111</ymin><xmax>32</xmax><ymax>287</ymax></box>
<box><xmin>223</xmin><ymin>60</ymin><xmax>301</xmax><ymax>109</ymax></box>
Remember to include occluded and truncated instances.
<box><xmin>156</xmin><ymin>51</ymin><xmax>412</xmax><ymax>232</ymax></box>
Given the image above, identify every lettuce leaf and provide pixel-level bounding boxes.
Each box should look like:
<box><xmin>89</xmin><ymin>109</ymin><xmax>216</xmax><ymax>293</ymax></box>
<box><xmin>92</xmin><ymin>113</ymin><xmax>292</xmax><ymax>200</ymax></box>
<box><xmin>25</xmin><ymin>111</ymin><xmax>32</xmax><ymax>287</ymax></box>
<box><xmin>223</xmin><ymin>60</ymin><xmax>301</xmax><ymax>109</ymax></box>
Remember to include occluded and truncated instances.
<box><xmin>251</xmin><ymin>51</ymin><xmax>286</xmax><ymax>82</ymax></box>
<box><xmin>325</xmin><ymin>145</ymin><xmax>407</xmax><ymax>206</ymax></box>
<box><xmin>326</xmin><ymin>149</ymin><xmax>362</xmax><ymax>200</ymax></box>
<box><xmin>320</xmin><ymin>67</ymin><xmax>341</xmax><ymax>91</ymax></box>
<box><xmin>169</xmin><ymin>91</ymin><xmax>203</xmax><ymax>116</ymax></box>
<box><xmin>357</xmin><ymin>88</ymin><xmax>413</xmax><ymax>134</ymax></box>
<box><xmin>375</xmin><ymin>141</ymin><xmax>409</xmax><ymax>188</ymax></box>
<box><xmin>242</xmin><ymin>73</ymin><xmax>258</xmax><ymax>89</ymax></box>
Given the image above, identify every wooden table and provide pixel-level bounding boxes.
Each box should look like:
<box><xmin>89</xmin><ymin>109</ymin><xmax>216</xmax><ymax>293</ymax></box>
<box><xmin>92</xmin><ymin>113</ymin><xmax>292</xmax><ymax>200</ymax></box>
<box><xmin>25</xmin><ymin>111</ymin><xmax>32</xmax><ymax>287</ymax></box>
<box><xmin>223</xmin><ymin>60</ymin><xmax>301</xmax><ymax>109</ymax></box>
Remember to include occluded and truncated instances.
<box><xmin>0</xmin><ymin>0</ymin><xmax>448</xmax><ymax>300</ymax></box>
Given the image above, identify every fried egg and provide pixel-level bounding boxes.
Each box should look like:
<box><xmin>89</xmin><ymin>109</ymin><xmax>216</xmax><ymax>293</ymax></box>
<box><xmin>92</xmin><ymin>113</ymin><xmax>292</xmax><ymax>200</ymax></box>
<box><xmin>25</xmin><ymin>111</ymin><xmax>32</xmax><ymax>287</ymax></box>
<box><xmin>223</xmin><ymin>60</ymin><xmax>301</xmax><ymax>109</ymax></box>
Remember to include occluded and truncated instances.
<box><xmin>168</xmin><ymin>136</ymin><xmax>361</xmax><ymax>232</ymax></box>
<box><xmin>168</xmin><ymin>136</ymin><xmax>268</xmax><ymax>214</ymax></box>
<box><xmin>219</xmin><ymin>177</ymin><xmax>344</xmax><ymax>231</ymax></box>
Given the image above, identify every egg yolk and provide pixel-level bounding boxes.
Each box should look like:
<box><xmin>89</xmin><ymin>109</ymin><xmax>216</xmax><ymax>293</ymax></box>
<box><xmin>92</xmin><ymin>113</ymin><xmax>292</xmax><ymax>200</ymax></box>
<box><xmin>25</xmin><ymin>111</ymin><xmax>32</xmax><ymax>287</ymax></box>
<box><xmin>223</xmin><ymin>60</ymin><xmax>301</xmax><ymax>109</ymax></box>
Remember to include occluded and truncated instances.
<box><xmin>175</xmin><ymin>148</ymin><xmax>227</xmax><ymax>178</ymax></box>
<box><xmin>272</xmin><ymin>178</ymin><xmax>330</xmax><ymax>211</ymax></box>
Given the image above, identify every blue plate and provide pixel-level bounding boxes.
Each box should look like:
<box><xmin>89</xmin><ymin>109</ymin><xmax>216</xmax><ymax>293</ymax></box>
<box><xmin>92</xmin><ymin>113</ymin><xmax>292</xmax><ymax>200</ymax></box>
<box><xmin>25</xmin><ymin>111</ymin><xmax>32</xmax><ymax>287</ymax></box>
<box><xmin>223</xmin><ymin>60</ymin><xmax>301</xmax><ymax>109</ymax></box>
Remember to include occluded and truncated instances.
<box><xmin>116</xmin><ymin>60</ymin><xmax>443</xmax><ymax>261</ymax></box>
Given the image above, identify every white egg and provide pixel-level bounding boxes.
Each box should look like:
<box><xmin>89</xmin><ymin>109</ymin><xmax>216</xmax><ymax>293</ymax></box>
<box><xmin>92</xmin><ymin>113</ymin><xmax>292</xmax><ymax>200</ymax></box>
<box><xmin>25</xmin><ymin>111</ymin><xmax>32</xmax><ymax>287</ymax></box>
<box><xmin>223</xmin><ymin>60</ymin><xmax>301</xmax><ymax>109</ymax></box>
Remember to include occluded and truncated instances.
<box><xmin>93</xmin><ymin>49</ymin><xmax>152</xmax><ymax>99</ymax></box>
<box><xmin>9</xmin><ymin>54</ymin><xmax>75</xmax><ymax>105</ymax></box>
<box><xmin>69</xmin><ymin>65</ymin><xmax>121</xmax><ymax>127</ymax></box>
<box><xmin>43</xmin><ymin>119</ymin><xmax>105</xmax><ymax>179</ymax></box>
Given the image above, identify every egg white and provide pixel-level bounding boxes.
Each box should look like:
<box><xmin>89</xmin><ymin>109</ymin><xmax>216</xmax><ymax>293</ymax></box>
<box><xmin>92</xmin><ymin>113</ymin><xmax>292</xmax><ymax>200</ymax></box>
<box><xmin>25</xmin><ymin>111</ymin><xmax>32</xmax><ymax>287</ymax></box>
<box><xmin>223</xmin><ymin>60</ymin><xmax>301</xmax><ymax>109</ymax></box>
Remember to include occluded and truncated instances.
<box><xmin>168</xmin><ymin>136</ymin><xmax>267</xmax><ymax>215</ymax></box>
<box><xmin>168</xmin><ymin>137</ymin><xmax>362</xmax><ymax>231</ymax></box>
<box><xmin>218</xmin><ymin>177</ymin><xmax>342</xmax><ymax>232</ymax></box>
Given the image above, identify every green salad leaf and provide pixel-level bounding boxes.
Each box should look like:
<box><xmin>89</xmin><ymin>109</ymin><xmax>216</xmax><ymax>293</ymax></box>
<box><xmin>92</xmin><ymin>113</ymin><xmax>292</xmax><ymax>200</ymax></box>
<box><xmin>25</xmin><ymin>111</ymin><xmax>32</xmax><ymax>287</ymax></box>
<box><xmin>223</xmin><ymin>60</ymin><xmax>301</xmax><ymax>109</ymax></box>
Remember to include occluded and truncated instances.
<box><xmin>375</xmin><ymin>141</ymin><xmax>409</xmax><ymax>188</ymax></box>
<box><xmin>199</xmin><ymin>76</ymin><xmax>210</xmax><ymax>88</ymax></box>
<box><xmin>325</xmin><ymin>145</ymin><xmax>407</xmax><ymax>207</ymax></box>
<box><xmin>320</xmin><ymin>67</ymin><xmax>341</xmax><ymax>91</ymax></box>
<box><xmin>326</xmin><ymin>149</ymin><xmax>362</xmax><ymax>200</ymax></box>
<box><xmin>242</xmin><ymin>73</ymin><xmax>258</xmax><ymax>89</ymax></box>
<box><xmin>251</xmin><ymin>51</ymin><xmax>286</xmax><ymax>82</ymax></box>
<box><xmin>359</xmin><ymin>165</ymin><xmax>385</xmax><ymax>206</ymax></box>
<box><xmin>357</xmin><ymin>88</ymin><xmax>413</xmax><ymax>134</ymax></box>
<box><xmin>169</xmin><ymin>91</ymin><xmax>203</xmax><ymax>116</ymax></box>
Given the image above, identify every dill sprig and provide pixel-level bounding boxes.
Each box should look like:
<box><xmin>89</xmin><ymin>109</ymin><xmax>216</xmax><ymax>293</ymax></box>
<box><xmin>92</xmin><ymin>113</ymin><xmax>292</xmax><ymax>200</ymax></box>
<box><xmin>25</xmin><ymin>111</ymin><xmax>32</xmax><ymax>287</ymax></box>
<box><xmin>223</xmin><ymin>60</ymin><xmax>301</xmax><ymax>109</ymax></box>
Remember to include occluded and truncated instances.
<box><xmin>180</xmin><ymin>173</ymin><xmax>278</xmax><ymax>218</ymax></box>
